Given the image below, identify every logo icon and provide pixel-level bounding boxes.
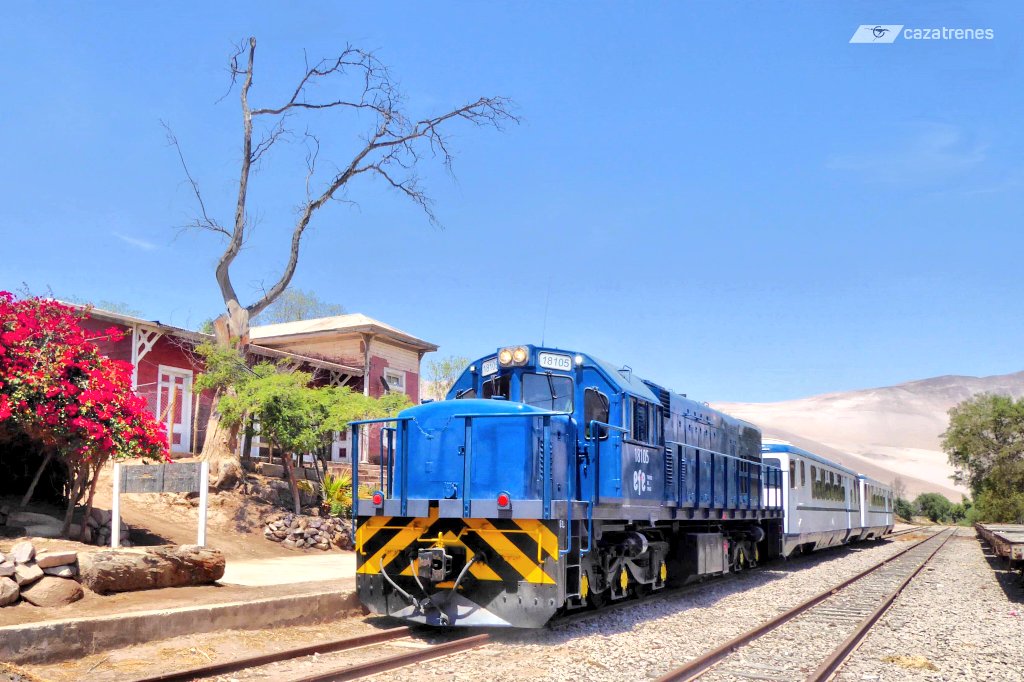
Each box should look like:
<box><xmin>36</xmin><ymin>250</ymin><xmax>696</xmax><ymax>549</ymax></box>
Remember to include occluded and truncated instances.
<box><xmin>850</xmin><ymin>25</ymin><xmax>904</xmax><ymax>44</ymax></box>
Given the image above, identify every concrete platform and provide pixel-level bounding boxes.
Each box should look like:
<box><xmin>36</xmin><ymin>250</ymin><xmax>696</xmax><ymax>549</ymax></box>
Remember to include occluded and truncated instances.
<box><xmin>0</xmin><ymin>574</ymin><xmax>359</xmax><ymax>664</ymax></box>
<box><xmin>219</xmin><ymin>552</ymin><xmax>356</xmax><ymax>586</ymax></box>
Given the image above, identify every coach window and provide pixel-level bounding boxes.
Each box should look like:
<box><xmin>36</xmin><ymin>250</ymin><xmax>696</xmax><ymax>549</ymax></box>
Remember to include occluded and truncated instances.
<box><xmin>584</xmin><ymin>388</ymin><xmax>610</xmax><ymax>439</ymax></box>
<box><xmin>800</xmin><ymin>461</ymin><xmax>806</xmax><ymax>487</ymax></box>
<box><xmin>789</xmin><ymin>460</ymin><xmax>796</xmax><ymax>488</ymax></box>
<box><xmin>522</xmin><ymin>373</ymin><xmax>573</xmax><ymax>411</ymax></box>
<box><xmin>455</xmin><ymin>388</ymin><xmax>476</xmax><ymax>399</ymax></box>
<box><xmin>810</xmin><ymin>465</ymin><xmax>818</xmax><ymax>499</ymax></box>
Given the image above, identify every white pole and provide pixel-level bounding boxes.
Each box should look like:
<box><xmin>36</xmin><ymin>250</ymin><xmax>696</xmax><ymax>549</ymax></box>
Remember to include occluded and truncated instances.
<box><xmin>111</xmin><ymin>463</ymin><xmax>121</xmax><ymax>548</ymax></box>
<box><xmin>198</xmin><ymin>461</ymin><xmax>209</xmax><ymax>547</ymax></box>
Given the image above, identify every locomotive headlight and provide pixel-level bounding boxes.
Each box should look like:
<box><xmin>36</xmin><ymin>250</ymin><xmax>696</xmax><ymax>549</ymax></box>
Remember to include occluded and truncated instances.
<box><xmin>512</xmin><ymin>346</ymin><xmax>528</xmax><ymax>364</ymax></box>
<box><xmin>498</xmin><ymin>348</ymin><xmax>514</xmax><ymax>366</ymax></box>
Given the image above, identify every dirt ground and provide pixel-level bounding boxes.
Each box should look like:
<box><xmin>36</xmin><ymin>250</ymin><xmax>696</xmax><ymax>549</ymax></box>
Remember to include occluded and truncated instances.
<box><xmin>0</xmin><ymin>460</ymin><xmax>353</xmax><ymax>628</ymax></box>
<box><xmin>89</xmin><ymin>459</ymin><xmax>299</xmax><ymax>561</ymax></box>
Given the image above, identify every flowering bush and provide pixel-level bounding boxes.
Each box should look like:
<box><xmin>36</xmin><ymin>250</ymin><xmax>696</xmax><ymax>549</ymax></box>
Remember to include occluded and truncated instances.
<box><xmin>0</xmin><ymin>292</ymin><xmax>168</xmax><ymax>518</ymax></box>
<box><xmin>0</xmin><ymin>292</ymin><xmax>169</xmax><ymax>461</ymax></box>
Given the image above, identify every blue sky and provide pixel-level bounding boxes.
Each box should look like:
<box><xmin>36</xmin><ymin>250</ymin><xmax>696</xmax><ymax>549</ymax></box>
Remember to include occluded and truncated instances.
<box><xmin>1</xmin><ymin>2</ymin><xmax>1021</xmax><ymax>402</ymax></box>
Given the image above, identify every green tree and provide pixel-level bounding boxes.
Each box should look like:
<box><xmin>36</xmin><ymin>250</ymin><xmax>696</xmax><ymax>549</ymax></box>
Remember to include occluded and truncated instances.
<box><xmin>942</xmin><ymin>393</ymin><xmax>1024</xmax><ymax>523</ymax></box>
<box><xmin>212</xmin><ymin>361</ymin><xmax>411</xmax><ymax>513</ymax></box>
<box><xmin>251</xmin><ymin>288</ymin><xmax>345</xmax><ymax>325</ymax></box>
<box><xmin>425</xmin><ymin>355</ymin><xmax>469</xmax><ymax>401</ymax></box>
<box><xmin>914</xmin><ymin>492</ymin><xmax>953</xmax><ymax>523</ymax></box>
<box><xmin>894</xmin><ymin>497</ymin><xmax>915</xmax><ymax>521</ymax></box>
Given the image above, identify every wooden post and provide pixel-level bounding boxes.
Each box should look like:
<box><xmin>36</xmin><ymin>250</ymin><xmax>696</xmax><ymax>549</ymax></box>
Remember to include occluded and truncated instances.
<box><xmin>198</xmin><ymin>461</ymin><xmax>209</xmax><ymax>546</ymax></box>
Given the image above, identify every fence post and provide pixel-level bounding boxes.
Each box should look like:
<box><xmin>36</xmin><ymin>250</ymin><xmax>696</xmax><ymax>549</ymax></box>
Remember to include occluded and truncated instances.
<box><xmin>111</xmin><ymin>462</ymin><xmax>121</xmax><ymax>548</ymax></box>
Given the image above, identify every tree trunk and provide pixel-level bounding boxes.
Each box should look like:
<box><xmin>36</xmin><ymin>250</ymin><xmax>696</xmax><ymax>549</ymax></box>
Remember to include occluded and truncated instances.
<box><xmin>78</xmin><ymin>545</ymin><xmax>225</xmax><ymax>594</ymax></box>
<box><xmin>198</xmin><ymin>315</ymin><xmax>249</xmax><ymax>489</ymax></box>
<box><xmin>61</xmin><ymin>463</ymin><xmax>87</xmax><ymax>536</ymax></box>
<box><xmin>79</xmin><ymin>462</ymin><xmax>102</xmax><ymax>543</ymax></box>
<box><xmin>20</xmin><ymin>450</ymin><xmax>53</xmax><ymax>508</ymax></box>
<box><xmin>281</xmin><ymin>449</ymin><xmax>301</xmax><ymax>514</ymax></box>
<box><xmin>200</xmin><ymin>387</ymin><xmax>244</xmax><ymax>489</ymax></box>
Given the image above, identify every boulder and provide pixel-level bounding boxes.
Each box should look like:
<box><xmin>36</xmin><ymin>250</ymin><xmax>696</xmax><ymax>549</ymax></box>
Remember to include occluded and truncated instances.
<box><xmin>78</xmin><ymin>545</ymin><xmax>225</xmax><ymax>594</ymax></box>
<box><xmin>0</xmin><ymin>561</ymin><xmax>14</xmax><ymax>578</ymax></box>
<box><xmin>10</xmin><ymin>541</ymin><xmax>36</xmax><ymax>564</ymax></box>
<box><xmin>35</xmin><ymin>551</ymin><xmax>78</xmax><ymax>569</ymax></box>
<box><xmin>0</xmin><ymin>577</ymin><xmax>18</xmax><ymax>606</ymax></box>
<box><xmin>14</xmin><ymin>563</ymin><xmax>43</xmax><ymax>586</ymax></box>
<box><xmin>90</xmin><ymin>508</ymin><xmax>112</xmax><ymax>526</ymax></box>
<box><xmin>43</xmin><ymin>565</ymin><xmax>77</xmax><ymax>578</ymax></box>
<box><xmin>20</xmin><ymin>576</ymin><xmax>84</xmax><ymax>607</ymax></box>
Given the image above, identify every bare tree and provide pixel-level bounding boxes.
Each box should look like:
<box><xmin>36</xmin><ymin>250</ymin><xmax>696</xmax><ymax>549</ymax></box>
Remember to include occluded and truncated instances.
<box><xmin>891</xmin><ymin>475</ymin><xmax>907</xmax><ymax>501</ymax></box>
<box><xmin>168</xmin><ymin>37</ymin><xmax>517</xmax><ymax>486</ymax></box>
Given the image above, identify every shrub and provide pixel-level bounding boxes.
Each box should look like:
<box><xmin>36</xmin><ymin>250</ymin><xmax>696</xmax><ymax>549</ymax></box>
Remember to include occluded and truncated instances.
<box><xmin>321</xmin><ymin>471</ymin><xmax>353</xmax><ymax>517</ymax></box>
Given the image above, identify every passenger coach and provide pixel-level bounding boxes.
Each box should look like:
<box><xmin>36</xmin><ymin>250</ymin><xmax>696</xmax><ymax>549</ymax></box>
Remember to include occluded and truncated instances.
<box><xmin>762</xmin><ymin>439</ymin><xmax>893</xmax><ymax>555</ymax></box>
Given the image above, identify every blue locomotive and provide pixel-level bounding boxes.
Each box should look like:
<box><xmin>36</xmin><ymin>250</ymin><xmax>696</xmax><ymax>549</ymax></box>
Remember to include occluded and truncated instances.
<box><xmin>351</xmin><ymin>345</ymin><xmax>785</xmax><ymax>627</ymax></box>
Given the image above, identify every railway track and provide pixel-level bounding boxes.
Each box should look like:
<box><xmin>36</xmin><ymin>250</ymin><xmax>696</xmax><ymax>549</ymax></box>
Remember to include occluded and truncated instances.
<box><xmin>885</xmin><ymin>525</ymin><xmax>925</xmax><ymax>538</ymax></box>
<box><xmin>128</xmin><ymin>625</ymin><xmax>492</xmax><ymax>682</ymax></box>
<box><xmin>132</xmin><ymin>532</ymin><xmax>927</xmax><ymax>682</ymax></box>
<box><xmin>654</xmin><ymin>527</ymin><xmax>955</xmax><ymax>682</ymax></box>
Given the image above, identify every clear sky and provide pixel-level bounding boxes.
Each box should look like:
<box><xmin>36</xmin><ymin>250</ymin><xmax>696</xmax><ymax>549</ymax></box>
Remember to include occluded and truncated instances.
<box><xmin>1</xmin><ymin>2</ymin><xmax>1021</xmax><ymax>402</ymax></box>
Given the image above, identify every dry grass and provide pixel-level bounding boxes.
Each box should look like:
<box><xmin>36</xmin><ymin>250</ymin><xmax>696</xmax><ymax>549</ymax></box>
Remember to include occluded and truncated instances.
<box><xmin>882</xmin><ymin>654</ymin><xmax>939</xmax><ymax>671</ymax></box>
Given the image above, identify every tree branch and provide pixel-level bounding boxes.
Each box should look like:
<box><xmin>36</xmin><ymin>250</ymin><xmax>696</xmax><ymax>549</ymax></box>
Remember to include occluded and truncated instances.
<box><xmin>162</xmin><ymin>120</ymin><xmax>229</xmax><ymax>237</ymax></box>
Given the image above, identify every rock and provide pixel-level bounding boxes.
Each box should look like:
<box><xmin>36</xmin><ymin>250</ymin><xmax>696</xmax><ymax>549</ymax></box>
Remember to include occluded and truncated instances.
<box><xmin>82</xmin><ymin>525</ymin><xmax>93</xmax><ymax>544</ymax></box>
<box><xmin>282</xmin><ymin>538</ymin><xmax>298</xmax><ymax>549</ymax></box>
<box><xmin>0</xmin><ymin>577</ymin><xmax>18</xmax><ymax>606</ymax></box>
<box><xmin>0</xmin><ymin>552</ymin><xmax>5</xmax><ymax>563</ymax></box>
<box><xmin>77</xmin><ymin>545</ymin><xmax>225</xmax><ymax>594</ymax></box>
<box><xmin>20</xmin><ymin>576</ymin><xmax>84</xmax><ymax>607</ymax></box>
<box><xmin>90</xmin><ymin>508</ymin><xmax>112</xmax><ymax>525</ymax></box>
<box><xmin>0</xmin><ymin>561</ymin><xmax>14</xmax><ymax>578</ymax></box>
<box><xmin>14</xmin><ymin>562</ymin><xmax>44</xmax><ymax>586</ymax></box>
<box><xmin>10</xmin><ymin>541</ymin><xmax>36</xmax><ymax>564</ymax></box>
<box><xmin>43</xmin><ymin>565</ymin><xmax>77</xmax><ymax>578</ymax></box>
<box><xmin>35</xmin><ymin>551</ymin><xmax>78</xmax><ymax>569</ymax></box>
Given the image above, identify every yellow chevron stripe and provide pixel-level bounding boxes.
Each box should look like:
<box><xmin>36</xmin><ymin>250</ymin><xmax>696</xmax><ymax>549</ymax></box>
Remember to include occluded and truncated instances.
<box><xmin>463</xmin><ymin>519</ymin><xmax>555</xmax><ymax>585</ymax></box>
<box><xmin>354</xmin><ymin>516</ymin><xmax>393</xmax><ymax>554</ymax></box>
<box><xmin>514</xmin><ymin>519</ymin><xmax>560</xmax><ymax>560</ymax></box>
<box><xmin>357</xmin><ymin>517</ymin><xmax>434</xmax><ymax>575</ymax></box>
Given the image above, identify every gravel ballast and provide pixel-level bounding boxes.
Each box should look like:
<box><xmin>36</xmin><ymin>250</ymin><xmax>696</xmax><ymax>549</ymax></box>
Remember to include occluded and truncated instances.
<box><xmin>834</xmin><ymin>527</ymin><xmax>1024</xmax><ymax>682</ymax></box>
<box><xmin>376</xmin><ymin>534</ymin><xmax>935</xmax><ymax>682</ymax></box>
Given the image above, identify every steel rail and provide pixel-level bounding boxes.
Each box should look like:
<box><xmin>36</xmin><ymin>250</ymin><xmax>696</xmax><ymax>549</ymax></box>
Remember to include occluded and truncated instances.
<box><xmin>653</xmin><ymin>528</ymin><xmax>951</xmax><ymax>682</ymax></box>
<box><xmin>885</xmin><ymin>525</ymin><xmax>925</xmax><ymax>538</ymax></box>
<box><xmin>809</xmin><ymin>528</ymin><xmax>956</xmax><ymax>681</ymax></box>
<box><xmin>288</xmin><ymin>633</ymin><xmax>493</xmax><ymax>682</ymax></box>
<box><xmin>129</xmin><ymin>626</ymin><xmax>413</xmax><ymax>682</ymax></box>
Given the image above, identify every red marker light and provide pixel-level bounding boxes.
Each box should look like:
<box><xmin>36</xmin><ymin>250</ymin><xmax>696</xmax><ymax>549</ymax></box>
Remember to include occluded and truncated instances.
<box><xmin>496</xmin><ymin>492</ymin><xmax>511</xmax><ymax>509</ymax></box>
<box><xmin>371</xmin><ymin>491</ymin><xmax>384</xmax><ymax>506</ymax></box>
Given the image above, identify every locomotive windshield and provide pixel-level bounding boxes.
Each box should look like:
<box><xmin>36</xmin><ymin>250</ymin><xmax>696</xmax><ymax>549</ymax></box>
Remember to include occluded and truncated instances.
<box><xmin>522</xmin><ymin>373</ymin><xmax>573</xmax><ymax>411</ymax></box>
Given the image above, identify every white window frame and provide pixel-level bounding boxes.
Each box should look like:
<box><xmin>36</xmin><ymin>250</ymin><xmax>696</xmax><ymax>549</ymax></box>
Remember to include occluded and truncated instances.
<box><xmin>383</xmin><ymin>368</ymin><xmax>406</xmax><ymax>394</ymax></box>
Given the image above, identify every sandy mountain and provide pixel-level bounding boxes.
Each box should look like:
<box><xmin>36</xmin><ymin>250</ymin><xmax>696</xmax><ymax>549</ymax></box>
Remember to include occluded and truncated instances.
<box><xmin>715</xmin><ymin>371</ymin><xmax>1024</xmax><ymax>500</ymax></box>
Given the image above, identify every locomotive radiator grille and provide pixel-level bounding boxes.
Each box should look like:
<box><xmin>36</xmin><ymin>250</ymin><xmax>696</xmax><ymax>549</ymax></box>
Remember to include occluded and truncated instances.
<box><xmin>356</xmin><ymin>507</ymin><xmax>560</xmax><ymax>585</ymax></box>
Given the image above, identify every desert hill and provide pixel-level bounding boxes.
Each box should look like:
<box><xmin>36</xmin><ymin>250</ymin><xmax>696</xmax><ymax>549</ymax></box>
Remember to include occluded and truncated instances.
<box><xmin>715</xmin><ymin>370</ymin><xmax>1024</xmax><ymax>500</ymax></box>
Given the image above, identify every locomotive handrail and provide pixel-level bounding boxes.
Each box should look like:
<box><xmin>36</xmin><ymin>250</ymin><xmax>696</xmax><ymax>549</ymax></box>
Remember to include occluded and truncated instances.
<box><xmin>582</xmin><ymin>420</ymin><xmax>628</xmax><ymax>556</ymax></box>
<box><xmin>349</xmin><ymin>416</ymin><xmax>415</xmax><ymax>527</ymax></box>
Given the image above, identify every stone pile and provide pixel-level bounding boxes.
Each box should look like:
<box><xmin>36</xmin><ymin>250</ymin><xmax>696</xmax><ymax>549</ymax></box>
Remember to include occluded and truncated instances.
<box><xmin>72</xmin><ymin>508</ymin><xmax>133</xmax><ymax>547</ymax></box>
<box><xmin>263</xmin><ymin>513</ymin><xmax>353</xmax><ymax>551</ymax></box>
<box><xmin>0</xmin><ymin>541</ymin><xmax>83</xmax><ymax>608</ymax></box>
